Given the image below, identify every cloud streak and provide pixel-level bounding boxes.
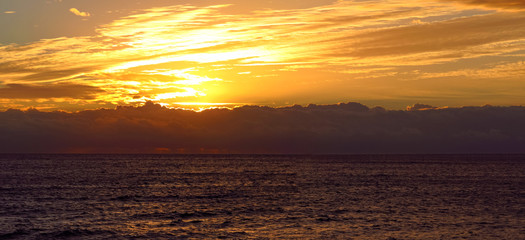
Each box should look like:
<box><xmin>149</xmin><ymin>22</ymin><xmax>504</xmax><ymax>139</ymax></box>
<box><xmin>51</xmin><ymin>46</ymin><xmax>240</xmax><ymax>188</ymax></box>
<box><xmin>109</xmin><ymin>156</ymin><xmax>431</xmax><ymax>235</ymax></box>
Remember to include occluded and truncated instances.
<box><xmin>0</xmin><ymin>83</ymin><xmax>103</xmax><ymax>99</ymax></box>
<box><xmin>443</xmin><ymin>0</ymin><xmax>525</xmax><ymax>10</ymax></box>
<box><xmin>0</xmin><ymin>1</ymin><xmax>524</xmax><ymax>110</ymax></box>
<box><xmin>330</xmin><ymin>12</ymin><xmax>525</xmax><ymax>59</ymax></box>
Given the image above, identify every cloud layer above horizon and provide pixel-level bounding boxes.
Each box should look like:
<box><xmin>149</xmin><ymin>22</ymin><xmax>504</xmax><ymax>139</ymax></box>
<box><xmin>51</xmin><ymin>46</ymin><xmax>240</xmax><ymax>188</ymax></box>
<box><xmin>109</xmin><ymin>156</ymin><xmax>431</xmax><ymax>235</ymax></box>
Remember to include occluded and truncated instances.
<box><xmin>1</xmin><ymin>0</ymin><xmax>525</xmax><ymax>111</ymax></box>
<box><xmin>1</xmin><ymin>102</ymin><xmax>524</xmax><ymax>153</ymax></box>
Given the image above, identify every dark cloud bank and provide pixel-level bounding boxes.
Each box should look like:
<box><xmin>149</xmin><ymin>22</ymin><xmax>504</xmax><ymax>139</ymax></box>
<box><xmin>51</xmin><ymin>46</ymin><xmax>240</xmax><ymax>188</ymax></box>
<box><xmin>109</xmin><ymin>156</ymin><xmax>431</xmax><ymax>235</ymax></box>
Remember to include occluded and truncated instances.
<box><xmin>1</xmin><ymin>102</ymin><xmax>524</xmax><ymax>154</ymax></box>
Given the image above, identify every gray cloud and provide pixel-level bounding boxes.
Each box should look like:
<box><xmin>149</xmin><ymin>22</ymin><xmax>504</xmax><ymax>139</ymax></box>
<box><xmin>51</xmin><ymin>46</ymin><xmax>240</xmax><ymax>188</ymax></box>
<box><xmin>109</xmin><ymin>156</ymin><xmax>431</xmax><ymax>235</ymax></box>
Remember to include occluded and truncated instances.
<box><xmin>0</xmin><ymin>83</ymin><xmax>104</xmax><ymax>99</ymax></box>
<box><xmin>407</xmin><ymin>103</ymin><xmax>438</xmax><ymax>111</ymax></box>
<box><xmin>1</xmin><ymin>102</ymin><xmax>523</xmax><ymax>153</ymax></box>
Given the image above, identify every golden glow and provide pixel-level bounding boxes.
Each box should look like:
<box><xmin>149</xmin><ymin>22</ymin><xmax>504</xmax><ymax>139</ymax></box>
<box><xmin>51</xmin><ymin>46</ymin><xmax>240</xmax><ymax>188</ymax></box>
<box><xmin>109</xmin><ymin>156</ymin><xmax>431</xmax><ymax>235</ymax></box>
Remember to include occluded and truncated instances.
<box><xmin>1</xmin><ymin>1</ymin><xmax>525</xmax><ymax>111</ymax></box>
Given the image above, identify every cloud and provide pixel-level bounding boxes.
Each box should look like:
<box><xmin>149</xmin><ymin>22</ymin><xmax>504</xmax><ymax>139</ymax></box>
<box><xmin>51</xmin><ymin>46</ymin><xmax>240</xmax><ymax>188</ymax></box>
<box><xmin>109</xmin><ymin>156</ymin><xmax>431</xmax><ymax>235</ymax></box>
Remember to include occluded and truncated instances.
<box><xmin>18</xmin><ymin>67</ymin><xmax>99</xmax><ymax>81</ymax></box>
<box><xmin>419</xmin><ymin>61</ymin><xmax>525</xmax><ymax>79</ymax></box>
<box><xmin>443</xmin><ymin>0</ymin><xmax>525</xmax><ymax>10</ymax></box>
<box><xmin>1</xmin><ymin>2</ymin><xmax>524</xmax><ymax>111</ymax></box>
<box><xmin>69</xmin><ymin>8</ymin><xmax>90</xmax><ymax>17</ymax></box>
<box><xmin>407</xmin><ymin>103</ymin><xmax>439</xmax><ymax>111</ymax></box>
<box><xmin>328</xmin><ymin>12</ymin><xmax>525</xmax><ymax>59</ymax></box>
<box><xmin>0</xmin><ymin>83</ymin><xmax>104</xmax><ymax>99</ymax></box>
<box><xmin>1</xmin><ymin>102</ymin><xmax>524</xmax><ymax>154</ymax></box>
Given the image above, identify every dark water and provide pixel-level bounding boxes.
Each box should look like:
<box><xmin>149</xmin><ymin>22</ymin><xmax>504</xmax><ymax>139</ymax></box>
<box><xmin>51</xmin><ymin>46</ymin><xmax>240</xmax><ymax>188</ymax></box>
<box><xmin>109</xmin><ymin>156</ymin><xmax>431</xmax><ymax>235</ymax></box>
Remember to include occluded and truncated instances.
<box><xmin>0</xmin><ymin>154</ymin><xmax>524</xmax><ymax>239</ymax></box>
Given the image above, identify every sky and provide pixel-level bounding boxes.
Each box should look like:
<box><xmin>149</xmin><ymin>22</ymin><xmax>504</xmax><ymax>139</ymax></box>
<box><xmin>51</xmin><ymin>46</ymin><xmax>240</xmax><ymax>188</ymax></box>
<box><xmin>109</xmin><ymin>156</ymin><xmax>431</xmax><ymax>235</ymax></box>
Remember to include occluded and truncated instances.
<box><xmin>1</xmin><ymin>0</ymin><xmax>524</xmax><ymax>111</ymax></box>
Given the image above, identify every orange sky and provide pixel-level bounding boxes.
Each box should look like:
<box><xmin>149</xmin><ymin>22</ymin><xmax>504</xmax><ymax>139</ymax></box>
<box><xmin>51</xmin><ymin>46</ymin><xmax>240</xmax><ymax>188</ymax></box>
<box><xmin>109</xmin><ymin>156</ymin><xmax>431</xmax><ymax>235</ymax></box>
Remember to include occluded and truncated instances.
<box><xmin>1</xmin><ymin>0</ymin><xmax>524</xmax><ymax>111</ymax></box>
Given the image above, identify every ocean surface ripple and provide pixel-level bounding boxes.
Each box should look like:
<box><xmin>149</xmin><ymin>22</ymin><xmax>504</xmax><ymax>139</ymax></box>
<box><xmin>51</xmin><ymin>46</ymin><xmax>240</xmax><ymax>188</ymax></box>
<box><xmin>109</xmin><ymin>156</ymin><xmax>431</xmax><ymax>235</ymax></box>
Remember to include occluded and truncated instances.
<box><xmin>1</xmin><ymin>154</ymin><xmax>524</xmax><ymax>239</ymax></box>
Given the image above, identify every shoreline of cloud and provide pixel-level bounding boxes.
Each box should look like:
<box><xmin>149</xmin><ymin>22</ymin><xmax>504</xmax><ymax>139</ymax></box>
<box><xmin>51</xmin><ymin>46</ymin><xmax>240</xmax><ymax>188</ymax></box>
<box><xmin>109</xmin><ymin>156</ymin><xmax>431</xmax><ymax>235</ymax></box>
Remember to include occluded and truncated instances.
<box><xmin>1</xmin><ymin>102</ymin><xmax>524</xmax><ymax>154</ymax></box>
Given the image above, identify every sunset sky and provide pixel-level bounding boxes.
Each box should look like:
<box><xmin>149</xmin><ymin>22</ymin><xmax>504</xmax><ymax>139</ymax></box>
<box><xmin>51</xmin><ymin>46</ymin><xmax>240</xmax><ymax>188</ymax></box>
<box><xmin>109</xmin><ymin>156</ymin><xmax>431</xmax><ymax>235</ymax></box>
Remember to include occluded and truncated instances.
<box><xmin>1</xmin><ymin>0</ymin><xmax>525</xmax><ymax>111</ymax></box>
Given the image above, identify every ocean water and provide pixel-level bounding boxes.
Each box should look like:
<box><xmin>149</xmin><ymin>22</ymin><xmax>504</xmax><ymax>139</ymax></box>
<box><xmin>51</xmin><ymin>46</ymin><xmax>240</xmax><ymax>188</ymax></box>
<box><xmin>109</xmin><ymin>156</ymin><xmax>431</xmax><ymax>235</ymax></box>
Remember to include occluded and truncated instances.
<box><xmin>0</xmin><ymin>154</ymin><xmax>523</xmax><ymax>239</ymax></box>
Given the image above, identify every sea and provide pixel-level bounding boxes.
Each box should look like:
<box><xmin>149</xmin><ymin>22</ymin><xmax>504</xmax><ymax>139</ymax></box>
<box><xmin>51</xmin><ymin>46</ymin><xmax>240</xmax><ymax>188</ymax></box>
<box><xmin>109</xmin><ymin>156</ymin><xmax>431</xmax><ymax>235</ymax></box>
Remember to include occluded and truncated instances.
<box><xmin>0</xmin><ymin>154</ymin><xmax>523</xmax><ymax>239</ymax></box>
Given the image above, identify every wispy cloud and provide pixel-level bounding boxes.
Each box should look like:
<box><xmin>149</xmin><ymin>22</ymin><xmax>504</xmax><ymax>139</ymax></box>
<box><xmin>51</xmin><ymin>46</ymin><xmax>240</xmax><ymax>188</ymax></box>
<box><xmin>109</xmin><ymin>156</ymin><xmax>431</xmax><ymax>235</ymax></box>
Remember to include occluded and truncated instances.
<box><xmin>1</xmin><ymin>1</ymin><xmax>524</xmax><ymax>110</ymax></box>
<box><xmin>69</xmin><ymin>8</ymin><xmax>90</xmax><ymax>17</ymax></box>
<box><xmin>443</xmin><ymin>0</ymin><xmax>525</xmax><ymax>10</ymax></box>
<box><xmin>0</xmin><ymin>83</ymin><xmax>103</xmax><ymax>99</ymax></box>
<box><xmin>419</xmin><ymin>61</ymin><xmax>525</xmax><ymax>79</ymax></box>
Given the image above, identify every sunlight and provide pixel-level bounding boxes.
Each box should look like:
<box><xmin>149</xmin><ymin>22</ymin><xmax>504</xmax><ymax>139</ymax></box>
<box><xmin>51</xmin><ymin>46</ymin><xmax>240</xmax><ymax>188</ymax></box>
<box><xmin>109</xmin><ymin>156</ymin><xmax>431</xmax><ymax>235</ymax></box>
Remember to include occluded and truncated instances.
<box><xmin>3</xmin><ymin>1</ymin><xmax>523</xmax><ymax>112</ymax></box>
